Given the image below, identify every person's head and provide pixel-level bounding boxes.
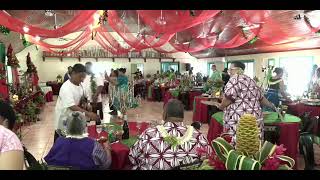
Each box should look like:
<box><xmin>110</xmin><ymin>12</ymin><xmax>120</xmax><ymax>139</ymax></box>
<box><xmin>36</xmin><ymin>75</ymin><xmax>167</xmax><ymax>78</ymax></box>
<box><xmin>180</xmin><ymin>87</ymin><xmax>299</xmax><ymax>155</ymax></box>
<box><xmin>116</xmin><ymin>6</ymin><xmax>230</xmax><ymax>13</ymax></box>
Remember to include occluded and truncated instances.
<box><xmin>65</xmin><ymin>112</ymin><xmax>86</xmax><ymax>136</ymax></box>
<box><xmin>67</xmin><ymin>66</ymin><xmax>73</xmax><ymax>74</ymax></box>
<box><xmin>223</xmin><ymin>68</ymin><xmax>228</xmax><ymax>73</ymax></box>
<box><xmin>211</xmin><ymin>64</ymin><xmax>217</xmax><ymax>71</ymax></box>
<box><xmin>0</xmin><ymin>101</ymin><xmax>16</xmax><ymax>130</ymax></box>
<box><xmin>157</xmin><ymin>70</ymin><xmax>160</xmax><ymax>74</ymax></box>
<box><xmin>163</xmin><ymin>99</ymin><xmax>184</xmax><ymax>123</ymax></box>
<box><xmin>229</xmin><ymin>61</ymin><xmax>245</xmax><ymax>76</ymax></box>
<box><xmin>85</xmin><ymin>62</ymin><xmax>93</xmax><ymax>74</ymax></box>
<box><xmin>316</xmin><ymin>68</ymin><xmax>320</xmax><ymax>78</ymax></box>
<box><xmin>70</xmin><ymin>64</ymin><xmax>87</xmax><ymax>85</ymax></box>
<box><xmin>111</xmin><ymin>69</ymin><xmax>118</xmax><ymax>77</ymax></box>
<box><xmin>118</xmin><ymin>68</ymin><xmax>126</xmax><ymax>75</ymax></box>
<box><xmin>274</xmin><ymin>67</ymin><xmax>284</xmax><ymax>77</ymax></box>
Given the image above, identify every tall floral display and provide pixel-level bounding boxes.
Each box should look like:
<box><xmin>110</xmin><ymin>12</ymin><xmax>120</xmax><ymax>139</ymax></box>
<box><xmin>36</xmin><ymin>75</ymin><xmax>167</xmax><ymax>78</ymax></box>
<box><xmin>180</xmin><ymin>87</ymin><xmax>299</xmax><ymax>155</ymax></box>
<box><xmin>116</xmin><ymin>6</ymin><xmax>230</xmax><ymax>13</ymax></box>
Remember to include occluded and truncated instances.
<box><xmin>0</xmin><ymin>42</ymin><xmax>8</xmax><ymax>101</ymax></box>
<box><xmin>26</xmin><ymin>52</ymin><xmax>39</xmax><ymax>90</ymax></box>
<box><xmin>7</xmin><ymin>44</ymin><xmax>20</xmax><ymax>88</ymax></box>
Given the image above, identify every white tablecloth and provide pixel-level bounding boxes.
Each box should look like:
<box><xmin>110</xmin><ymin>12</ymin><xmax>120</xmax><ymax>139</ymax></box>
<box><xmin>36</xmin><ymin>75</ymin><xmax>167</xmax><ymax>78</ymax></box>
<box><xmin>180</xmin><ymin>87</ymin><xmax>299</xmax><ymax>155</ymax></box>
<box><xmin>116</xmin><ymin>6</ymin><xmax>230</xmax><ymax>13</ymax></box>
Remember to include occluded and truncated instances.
<box><xmin>40</xmin><ymin>86</ymin><xmax>53</xmax><ymax>95</ymax></box>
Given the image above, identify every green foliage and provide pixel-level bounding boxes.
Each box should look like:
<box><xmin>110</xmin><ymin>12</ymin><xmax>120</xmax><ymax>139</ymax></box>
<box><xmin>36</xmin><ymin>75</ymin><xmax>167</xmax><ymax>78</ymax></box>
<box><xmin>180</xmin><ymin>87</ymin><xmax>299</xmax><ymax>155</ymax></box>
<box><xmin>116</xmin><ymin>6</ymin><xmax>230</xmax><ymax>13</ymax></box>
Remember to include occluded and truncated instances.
<box><xmin>22</xmin><ymin>36</ymin><xmax>32</xmax><ymax>48</ymax></box>
<box><xmin>0</xmin><ymin>25</ymin><xmax>10</xmax><ymax>35</ymax></box>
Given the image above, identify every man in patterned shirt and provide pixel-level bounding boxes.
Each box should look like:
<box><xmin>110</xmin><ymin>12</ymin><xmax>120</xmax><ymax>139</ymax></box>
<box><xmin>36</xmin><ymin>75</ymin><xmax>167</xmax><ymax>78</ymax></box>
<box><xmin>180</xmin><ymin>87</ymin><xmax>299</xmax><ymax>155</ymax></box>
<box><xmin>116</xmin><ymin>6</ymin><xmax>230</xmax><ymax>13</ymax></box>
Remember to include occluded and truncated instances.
<box><xmin>129</xmin><ymin>99</ymin><xmax>212</xmax><ymax>170</ymax></box>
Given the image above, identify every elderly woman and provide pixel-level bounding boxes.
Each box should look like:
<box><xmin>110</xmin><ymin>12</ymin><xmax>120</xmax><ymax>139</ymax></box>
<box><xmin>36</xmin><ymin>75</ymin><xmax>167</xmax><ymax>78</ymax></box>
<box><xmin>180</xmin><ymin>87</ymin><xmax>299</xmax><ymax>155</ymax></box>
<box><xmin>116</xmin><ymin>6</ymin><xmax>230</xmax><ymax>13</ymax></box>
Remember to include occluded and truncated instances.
<box><xmin>213</xmin><ymin>61</ymin><xmax>275</xmax><ymax>146</ymax></box>
<box><xmin>129</xmin><ymin>99</ymin><xmax>212</xmax><ymax>170</ymax></box>
<box><xmin>0</xmin><ymin>101</ymin><xmax>24</xmax><ymax>170</ymax></box>
<box><xmin>44</xmin><ymin>112</ymin><xmax>112</xmax><ymax>170</ymax></box>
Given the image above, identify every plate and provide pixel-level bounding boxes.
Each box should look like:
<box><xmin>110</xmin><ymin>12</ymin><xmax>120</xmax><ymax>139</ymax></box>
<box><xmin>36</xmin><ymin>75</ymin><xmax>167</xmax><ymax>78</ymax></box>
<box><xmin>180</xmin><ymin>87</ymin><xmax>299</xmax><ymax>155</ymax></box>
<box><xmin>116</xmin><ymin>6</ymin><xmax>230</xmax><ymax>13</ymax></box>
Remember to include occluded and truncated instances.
<box><xmin>308</xmin><ymin>99</ymin><xmax>320</xmax><ymax>103</ymax></box>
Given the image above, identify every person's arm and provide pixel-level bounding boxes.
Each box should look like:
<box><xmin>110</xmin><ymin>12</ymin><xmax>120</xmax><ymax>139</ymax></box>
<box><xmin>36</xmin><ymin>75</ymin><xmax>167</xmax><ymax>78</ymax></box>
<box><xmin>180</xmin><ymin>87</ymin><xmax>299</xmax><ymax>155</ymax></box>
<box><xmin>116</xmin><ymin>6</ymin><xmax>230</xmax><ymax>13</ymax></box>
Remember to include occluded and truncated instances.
<box><xmin>92</xmin><ymin>141</ymin><xmax>112</xmax><ymax>170</ymax></box>
<box><xmin>279</xmin><ymin>81</ymin><xmax>291</xmax><ymax>101</ymax></box>
<box><xmin>92</xmin><ymin>76</ymin><xmax>104</xmax><ymax>103</ymax></box>
<box><xmin>260</xmin><ymin>96</ymin><xmax>276</xmax><ymax>110</ymax></box>
<box><xmin>0</xmin><ymin>150</ymin><xmax>24</xmax><ymax>170</ymax></box>
<box><xmin>60</xmin><ymin>87</ymin><xmax>99</xmax><ymax>121</ymax></box>
<box><xmin>217</xmin><ymin>96</ymin><xmax>233</xmax><ymax>110</ymax></box>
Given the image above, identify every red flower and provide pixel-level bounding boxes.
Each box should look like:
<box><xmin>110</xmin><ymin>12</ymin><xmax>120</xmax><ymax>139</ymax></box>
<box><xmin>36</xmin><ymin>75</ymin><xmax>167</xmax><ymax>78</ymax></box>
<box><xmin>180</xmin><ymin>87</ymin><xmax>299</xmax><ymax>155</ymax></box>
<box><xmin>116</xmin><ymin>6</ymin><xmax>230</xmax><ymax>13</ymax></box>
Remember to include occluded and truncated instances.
<box><xmin>208</xmin><ymin>154</ymin><xmax>226</xmax><ymax>170</ymax></box>
<box><xmin>274</xmin><ymin>144</ymin><xmax>286</xmax><ymax>156</ymax></box>
<box><xmin>262</xmin><ymin>157</ymin><xmax>281</xmax><ymax>170</ymax></box>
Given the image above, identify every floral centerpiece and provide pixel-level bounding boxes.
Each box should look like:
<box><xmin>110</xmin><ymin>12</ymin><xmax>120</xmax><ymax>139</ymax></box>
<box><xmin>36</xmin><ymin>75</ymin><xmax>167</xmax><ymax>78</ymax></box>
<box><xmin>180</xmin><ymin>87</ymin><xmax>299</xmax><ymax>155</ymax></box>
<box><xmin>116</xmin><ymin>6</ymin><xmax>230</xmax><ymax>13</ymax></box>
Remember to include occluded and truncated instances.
<box><xmin>56</xmin><ymin>75</ymin><xmax>63</xmax><ymax>83</ymax></box>
<box><xmin>192</xmin><ymin>114</ymin><xmax>295</xmax><ymax>170</ymax></box>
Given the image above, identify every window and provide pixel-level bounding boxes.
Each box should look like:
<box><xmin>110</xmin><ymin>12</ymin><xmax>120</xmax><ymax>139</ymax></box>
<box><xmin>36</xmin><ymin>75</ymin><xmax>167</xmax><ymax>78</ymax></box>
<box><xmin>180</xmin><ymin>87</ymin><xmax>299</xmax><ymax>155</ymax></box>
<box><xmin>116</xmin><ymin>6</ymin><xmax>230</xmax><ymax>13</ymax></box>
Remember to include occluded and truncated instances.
<box><xmin>161</xmin><ymin>62</ymin><xmax>179</xmax><ymax>73</ymax></box>
<box><xmin>268</xmin><ymin>58</ymin><xmax>276</xmax><ymax>67</ymax></box>
<box><xmin>278</xmin><ymin>56</ymin><xmax>314</xmax><ymax>97</ymax></box>
<box><xmin>227</xmin><ymin>60</ymin><xmax>255</xmax><ymax>78</ymax></box>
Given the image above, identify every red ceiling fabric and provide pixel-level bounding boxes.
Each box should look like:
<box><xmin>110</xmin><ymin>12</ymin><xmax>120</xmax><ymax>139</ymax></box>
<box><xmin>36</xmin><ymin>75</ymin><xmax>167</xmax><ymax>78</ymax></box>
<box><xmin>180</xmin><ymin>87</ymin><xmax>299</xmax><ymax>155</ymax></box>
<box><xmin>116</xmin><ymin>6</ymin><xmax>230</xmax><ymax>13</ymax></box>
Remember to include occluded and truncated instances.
<box><xmin>0</xmin><ymin>10</ymin><xmax>97</xmax><ymax>38</ymax></box>
<box><xmin>27</xmin><ymin>29</ymin><xmax>91</xmax><ymax>49</ymax></box>
<box><xmin>137</xmin><ymin>10</ymin><xmax>221</xmax><ymax>35</ymax></box>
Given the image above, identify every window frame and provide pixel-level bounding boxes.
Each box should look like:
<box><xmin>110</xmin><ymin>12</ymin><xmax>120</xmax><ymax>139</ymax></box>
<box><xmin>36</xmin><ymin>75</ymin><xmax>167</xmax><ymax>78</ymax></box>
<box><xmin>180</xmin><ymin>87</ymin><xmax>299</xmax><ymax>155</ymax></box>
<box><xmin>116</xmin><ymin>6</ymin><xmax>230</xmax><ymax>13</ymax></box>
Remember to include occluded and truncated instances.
<box><xmin>160</xmin><ymin>62</ymin><xmax>180</xmax><ymax>73</ymax></box>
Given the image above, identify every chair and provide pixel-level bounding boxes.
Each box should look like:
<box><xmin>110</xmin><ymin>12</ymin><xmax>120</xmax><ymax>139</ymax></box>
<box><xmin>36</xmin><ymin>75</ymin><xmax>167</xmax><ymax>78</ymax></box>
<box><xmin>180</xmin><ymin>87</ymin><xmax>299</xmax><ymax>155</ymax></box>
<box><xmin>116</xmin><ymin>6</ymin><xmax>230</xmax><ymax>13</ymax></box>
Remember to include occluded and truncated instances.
<box><xmin>23</xmin><ymin>146</ymin><xmax>47</xmax><ymax>170</ymax></box>
<box><xmin>298</xmin><ymin>112</ymin><xmax>320</xmax><ymax>170</ymax></box>
<box><xmin>264</xmin><ymin>125</ymin><xmax>280</xmax><ymax>144</ymax></box>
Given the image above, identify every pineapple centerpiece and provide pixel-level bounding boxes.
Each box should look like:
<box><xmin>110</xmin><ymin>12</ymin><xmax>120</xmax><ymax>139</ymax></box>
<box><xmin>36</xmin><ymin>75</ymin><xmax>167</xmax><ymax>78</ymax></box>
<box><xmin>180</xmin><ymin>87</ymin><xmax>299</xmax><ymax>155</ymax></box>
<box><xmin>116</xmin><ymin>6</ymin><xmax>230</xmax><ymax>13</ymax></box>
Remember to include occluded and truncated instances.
<box><xmin>235</xmin><ymin>114</ymin><xmax>261</xmax><ymax>157</ymax></box>
<box><xmin>194</xmin><ymin>114</ymin><xmax>295</xmax><ymax>170</ymax></box>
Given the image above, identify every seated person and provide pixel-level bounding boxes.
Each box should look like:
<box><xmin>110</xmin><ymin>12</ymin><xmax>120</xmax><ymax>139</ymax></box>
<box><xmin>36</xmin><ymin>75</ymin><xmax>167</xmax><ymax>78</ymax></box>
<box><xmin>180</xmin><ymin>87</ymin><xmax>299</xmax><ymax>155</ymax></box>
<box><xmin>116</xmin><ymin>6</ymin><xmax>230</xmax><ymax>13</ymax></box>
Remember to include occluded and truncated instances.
<box><xmin>44</xmin><ymin>112</ymin><xmax>112</xmax><ymax>170</ymax></box>
<box><xmin>129</xmin><ymin>99</ymin><xmax>212</xmax><ymax>170</ymax></box>
<box><xmin>0</xmin><ymin>101</ymin><xmax>24</xmax><ymax>170</ymax></box>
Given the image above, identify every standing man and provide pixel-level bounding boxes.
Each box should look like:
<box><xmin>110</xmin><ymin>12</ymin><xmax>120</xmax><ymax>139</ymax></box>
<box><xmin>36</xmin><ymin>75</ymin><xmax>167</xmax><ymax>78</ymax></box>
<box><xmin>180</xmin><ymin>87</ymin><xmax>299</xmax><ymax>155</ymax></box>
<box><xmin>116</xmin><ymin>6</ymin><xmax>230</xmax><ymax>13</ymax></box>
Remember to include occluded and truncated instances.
<box><xmin>64</xmin><ymin>66</ymin><xmax>73</xmax><ymax>82</ymax></box>
<box><xmin>209</xmin><ymin>64</ymin><xmax>222</xmax><ymax>82</ymax></box>
<box><xmin>83</xmin><ymin>62</ymin><xmax>105</xmax><ymax>121</ymax></box>
<box><xmin>55</xmin><ymin>64</ymin><xmax>99</xmax><ymax>142</ymax></box>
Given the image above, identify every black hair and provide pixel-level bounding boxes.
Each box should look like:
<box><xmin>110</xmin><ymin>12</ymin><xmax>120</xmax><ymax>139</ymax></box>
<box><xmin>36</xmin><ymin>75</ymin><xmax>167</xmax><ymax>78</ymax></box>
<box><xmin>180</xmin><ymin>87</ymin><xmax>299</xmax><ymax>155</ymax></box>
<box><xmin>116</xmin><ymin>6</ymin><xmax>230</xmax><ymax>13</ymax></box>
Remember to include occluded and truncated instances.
<box><xmin>231</xmin><ymin>61</ymin><xmax>246</xmax><ymax>70</ymax></box>
<box><xmin>223</xmin><ymin>68</ymin><xmax>228</xmax><ymax>73</ymax></box>
<box><xmin>68</xmin><ymin>66</ymin><xmax>72</xmax><ymax>69</ymax></box>
<box><xmin>85</xmin><ymin>62</ymin><xmax>92</xmax><ymax>66</ymax></box>
<box><xmin>274</xmin><ymin>67</ymin><xmax>283</xmax><ymax>75</ymax></box>
<box><xmin>119</xmin><ymin>68</ymin><xmax>126</xmax><ymax>74</ymax></box>
<box><xmin>71</xmin><ymin>64</ymin><xmax>86</xmax><ymax>74</ymax></box>
<box><xmin>0</xmin><ymin>101</ymin><xmax>17</xmax><ymax>130</ymax></box>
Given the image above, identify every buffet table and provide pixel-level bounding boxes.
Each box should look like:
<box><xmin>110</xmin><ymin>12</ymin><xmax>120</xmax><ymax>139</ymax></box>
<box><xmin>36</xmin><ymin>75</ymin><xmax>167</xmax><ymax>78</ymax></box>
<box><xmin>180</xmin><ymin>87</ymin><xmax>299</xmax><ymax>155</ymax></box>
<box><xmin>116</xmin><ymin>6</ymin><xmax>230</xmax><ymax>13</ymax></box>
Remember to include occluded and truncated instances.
<box><xmin>288</xmin><ymin>102</ymin><xmax>320</xmax><ymax>118</ymax></box>
<box><xmin>40</xmin><ymin>86</ymin><xmax>53</xmax><ymax>102</ymax></box>
<box><xmin>207</xmin><ymin>111</ymin><xmax>301</xmax><ymax>169</ymax></box>
<box><xmin>163</xmin><ymin>90</ymin><xmax>202</xmax><ymax>111</ymax></box>
<box><xmin>192</xmin><ymin>96</ymin><xmax>209</xmax><ymax>123</ymax></box>
<box><xmin>87</xmin><ymin>121</ymin><xmax>150</xmax><ymax>170</ymax></box>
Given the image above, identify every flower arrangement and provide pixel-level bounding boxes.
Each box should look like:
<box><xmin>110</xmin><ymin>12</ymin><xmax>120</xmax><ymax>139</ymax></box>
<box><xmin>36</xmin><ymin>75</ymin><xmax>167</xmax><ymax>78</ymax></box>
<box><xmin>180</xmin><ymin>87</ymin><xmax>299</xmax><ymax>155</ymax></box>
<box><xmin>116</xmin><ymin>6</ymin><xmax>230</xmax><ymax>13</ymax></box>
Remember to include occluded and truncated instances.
<box><xmin>158</xmin><ymin>125</ymin><xmax>194</xmax><ymax>151</ymax></box>
<box><xmin>56</xmin><ymin>75</ymin><xmax>63</xmax><ymax>83</ymax></box>
<box><xmin>90</xmin><ymin>74</ymin><xmax>97</xmax><ymax>99</ymax></box>
<box><xmin>0</xmin><ymin>25</ymin><xmax>10</xmax><ymax>35</ymax></box>
<box><xmin>26</xmin><ymin>53</ymin><xmax>37</xmax><ymax>74</ymax></box>
<box><xmin>193</xmin><ymin>114</ymin><xmax>295</xmax><ymax>170</ymax></box>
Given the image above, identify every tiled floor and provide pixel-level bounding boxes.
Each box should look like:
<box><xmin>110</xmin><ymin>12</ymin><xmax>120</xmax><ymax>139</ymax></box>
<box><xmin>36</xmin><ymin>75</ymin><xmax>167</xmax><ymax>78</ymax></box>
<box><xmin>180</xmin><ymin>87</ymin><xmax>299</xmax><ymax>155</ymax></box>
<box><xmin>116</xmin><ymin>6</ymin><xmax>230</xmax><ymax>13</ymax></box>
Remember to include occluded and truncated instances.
<box><xmin>21</xmin><ymin>95</ymin><xmax>318</xmax><ymax>170</ymax></box>
<box><xmin>21</xmin><ymin>95</ymin><xmax>209</xmax><ymax>161</ymax></box>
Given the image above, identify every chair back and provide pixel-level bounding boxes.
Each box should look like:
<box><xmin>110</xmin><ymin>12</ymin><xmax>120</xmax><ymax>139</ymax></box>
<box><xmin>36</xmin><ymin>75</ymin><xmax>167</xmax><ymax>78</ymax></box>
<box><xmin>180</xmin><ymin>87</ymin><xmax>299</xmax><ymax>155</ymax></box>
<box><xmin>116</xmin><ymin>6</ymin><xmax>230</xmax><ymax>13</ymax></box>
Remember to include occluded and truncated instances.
<box><xmin>264</xmin><ymin>125</ymin><xmax>280</xmax><ymax>144</ymax></box>
<box><xmin>299</xmin><ymin>133</ymin><xmax>315</xmax><ymax>170</ymax></box>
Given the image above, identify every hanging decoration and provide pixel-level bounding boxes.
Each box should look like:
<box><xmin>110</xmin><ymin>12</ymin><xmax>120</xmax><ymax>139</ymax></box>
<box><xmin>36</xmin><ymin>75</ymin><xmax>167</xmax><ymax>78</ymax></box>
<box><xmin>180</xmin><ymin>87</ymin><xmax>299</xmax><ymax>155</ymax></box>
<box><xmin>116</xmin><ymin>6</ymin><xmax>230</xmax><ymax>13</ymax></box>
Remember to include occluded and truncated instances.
<box><xmin>22</xmin><ymin>35</ymin><xmax>32</xmax><ymax>48</ymax></box>
<box><xmin>0</xmin><ymin>25</ymin><xmax>10</xmax><ymax>35</ymax></box>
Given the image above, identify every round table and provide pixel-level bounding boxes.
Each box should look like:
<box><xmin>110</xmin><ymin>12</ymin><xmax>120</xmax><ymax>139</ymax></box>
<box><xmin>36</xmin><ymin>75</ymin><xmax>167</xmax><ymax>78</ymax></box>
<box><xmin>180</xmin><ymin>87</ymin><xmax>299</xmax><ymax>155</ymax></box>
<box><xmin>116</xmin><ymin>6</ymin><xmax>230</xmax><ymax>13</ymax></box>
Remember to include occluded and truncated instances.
<box><xmin>207</xmin><ymin>111</ymin><xmax>301</xmax><ymax>169</ymax></box>
<box><xmin>87</xmin><ymin>121</ymin><xmax>150</xmax><ymax>170</ymax></box>
<box><xmin>192</xmin><ymin>96</ymin><xmax>209</xmax><ymax>123</ymax></box>
<box><xmin>288</xmin><ymin>102</ymin><xmax>320</xmax><ymax>117</ymax></box>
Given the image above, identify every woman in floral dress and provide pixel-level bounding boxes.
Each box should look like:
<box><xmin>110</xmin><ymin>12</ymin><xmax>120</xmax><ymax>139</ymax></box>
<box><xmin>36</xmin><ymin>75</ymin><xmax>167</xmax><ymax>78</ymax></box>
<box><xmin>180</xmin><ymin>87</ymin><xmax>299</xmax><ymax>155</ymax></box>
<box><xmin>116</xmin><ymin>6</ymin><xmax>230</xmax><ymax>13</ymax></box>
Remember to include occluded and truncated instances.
<box><xmin>214</xmin><ymin>61</ymin><xmax>275</xmax><ymax>146</ymax></box>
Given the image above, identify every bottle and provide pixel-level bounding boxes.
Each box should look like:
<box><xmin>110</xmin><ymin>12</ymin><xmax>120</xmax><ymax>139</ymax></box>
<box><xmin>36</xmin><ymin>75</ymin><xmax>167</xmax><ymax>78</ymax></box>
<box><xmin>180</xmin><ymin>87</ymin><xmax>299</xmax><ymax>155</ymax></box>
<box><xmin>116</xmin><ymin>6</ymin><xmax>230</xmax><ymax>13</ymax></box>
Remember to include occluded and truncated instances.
<box><xmin>122</xmin><ymin>120</ymin><xmax>130</xmax><ymax>139</ymax></box>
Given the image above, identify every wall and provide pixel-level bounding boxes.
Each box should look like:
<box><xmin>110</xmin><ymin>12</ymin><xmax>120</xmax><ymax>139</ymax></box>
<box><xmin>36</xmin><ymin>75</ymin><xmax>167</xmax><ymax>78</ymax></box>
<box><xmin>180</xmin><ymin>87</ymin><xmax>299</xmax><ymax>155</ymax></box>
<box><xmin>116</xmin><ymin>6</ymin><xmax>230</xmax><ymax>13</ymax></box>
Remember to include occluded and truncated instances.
<box><xmin>201</xmin><ymin>49</ymin><xmax>320</xmax><ymax>80</ymax></box>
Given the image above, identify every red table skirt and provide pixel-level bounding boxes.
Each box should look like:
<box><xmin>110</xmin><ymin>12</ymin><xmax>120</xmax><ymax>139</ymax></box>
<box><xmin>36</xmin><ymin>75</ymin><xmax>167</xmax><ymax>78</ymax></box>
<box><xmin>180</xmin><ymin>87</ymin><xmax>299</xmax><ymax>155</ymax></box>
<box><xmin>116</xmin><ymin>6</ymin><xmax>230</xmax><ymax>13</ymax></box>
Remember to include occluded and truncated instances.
<box><xmin>45</xmin><ymin>91</ymin><xmax>53</xmax><ymax>102</ymax></box>
<box><xmin>189</xmin><ymin>91</ymin><xmax>202</xmax><ymax>111</ymax></box>
<box><xmin>288</xmin><ymin>103</ymin><xmax>320</xmax><ymax>117</ymax></box>
<box><xmin>87</xmin><ymin>122</ymin><xmax>149</xmax><ymax>170</ymax></box>
<box><xmin>192</xmin><ymin>97</ymin><xmax>209</xmax><ymax>123</ymax></box>
<box><xmin>46</xmin><ymin>82</ymin><xmax>63</xmax><ymax>95</ymax></box>
<box><xmin>207</xmin><ymin>117</ymin><xmax>300</xmax><ymax>169</ymax></box>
